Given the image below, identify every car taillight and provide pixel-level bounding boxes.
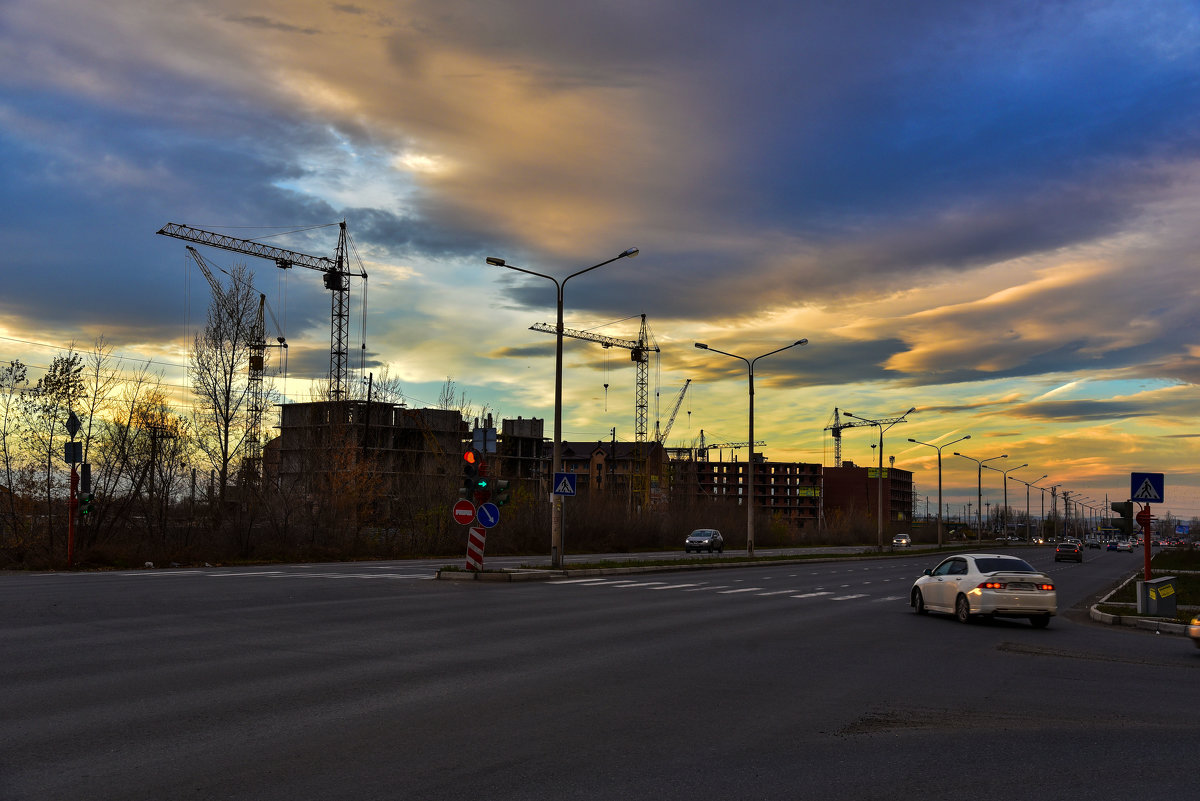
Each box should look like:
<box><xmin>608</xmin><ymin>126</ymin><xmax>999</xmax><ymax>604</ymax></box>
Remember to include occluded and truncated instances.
<box><xmin>979</xmin><ymin>581</ymin><xmax>1006</xmax><ymax>590</ymax></box>
<box><xmin>1039</xmin><ymin>583</ymin><xmax>1055</xmax><ymax>591</ymax></box>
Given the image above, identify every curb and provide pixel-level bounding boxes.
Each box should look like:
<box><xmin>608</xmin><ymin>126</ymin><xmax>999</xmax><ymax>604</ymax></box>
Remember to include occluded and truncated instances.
<box><xmin>1088</xmin><ymin>569</ymin><xmax>1194</xmax><ymax>636</ymax></box>
<box><xmin>435</xmin><ymin>569</ymin><xmax>567</xmax><ymax>582</ymax></box>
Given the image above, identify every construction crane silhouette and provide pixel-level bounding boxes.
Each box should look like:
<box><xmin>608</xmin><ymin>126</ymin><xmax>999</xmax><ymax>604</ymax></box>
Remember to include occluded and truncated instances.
<box><xmin>654</xmin><ymin>379</ymin><xmax>691</xmax><ymax>444</ymax></box>
<box><xmin>824</xmin><ymin>407</ymin><xmax>908</xmax><ymax>466</ymax></box>
<box><xmin>185</xmin><ymin>247</ymin><xmax>286</xmax><ymax>481</ymax></box>
<box><xmin>159</xmin><ymin>221</ymin><xmax>366</xmax><ymax>400</ymax></box>
<box><xmin>692</xmin><ymin>430</ymin><xmax>765</xmax><ymax>459</ymax></box>
<box><xmin>529</xmin><ymin>314</ymin><xmax>659</xmax><ymax>504</ymax></box>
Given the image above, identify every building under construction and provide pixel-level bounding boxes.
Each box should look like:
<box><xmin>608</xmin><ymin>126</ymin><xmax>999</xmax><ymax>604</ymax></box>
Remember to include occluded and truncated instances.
<box><xmin>266</xmin><ymin>401</ymin><xmax>466</xmax><ymax>492</ymax></box>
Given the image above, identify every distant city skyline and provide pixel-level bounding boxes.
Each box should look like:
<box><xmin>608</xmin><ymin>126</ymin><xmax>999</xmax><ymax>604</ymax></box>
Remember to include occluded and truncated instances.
<box><xmin>2</xmin><ymin>1</ymin><xmax>1198</xmax><ymax>520</ymax></box>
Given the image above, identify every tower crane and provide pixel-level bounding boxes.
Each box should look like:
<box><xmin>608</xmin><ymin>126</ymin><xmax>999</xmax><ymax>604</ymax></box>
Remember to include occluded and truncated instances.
<box><xmin>691</xmin><ymin>430</ymin><xmax>765</xmax><ymax>460</ymax></box>
<box><xmin>185</xmin><ymin>247</ymin><xmax>287</xmax><ymax>481</ymax></box>
<box><xmin>824</xmin><ymin>407</ymin><xmax>911</xmax><ymax>466</ymax></box>
<box><xmin>654</xmin><ymin>379</ymin><xmax>691</xmax><ymax>444</ymax></box>
<box><xmin>159</xmin><ymin>221</ymin><xmax>366</xmax><ymax>400</ymax></box>
<box><xmin>529</xmin><ymin>314</ymin><xmax>659</xmax><ymax>504</ymax></box>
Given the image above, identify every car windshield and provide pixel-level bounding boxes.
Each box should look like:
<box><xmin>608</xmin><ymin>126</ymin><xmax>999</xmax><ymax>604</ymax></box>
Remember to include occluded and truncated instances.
<box><xmin>691</xmin><ymin>531</ymin><xmax>713</xmax><ymax>538</ymax></box>
<box><xmin>974</xmin><ymin>557</ymin><xmax>1037</xmax><ymax>574</ymax></box>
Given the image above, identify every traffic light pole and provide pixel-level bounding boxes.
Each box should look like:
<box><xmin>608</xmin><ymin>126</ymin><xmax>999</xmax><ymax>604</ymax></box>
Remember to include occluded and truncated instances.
<box><xmin>67</xmin><ymin>465</ymin><xmax>78</xmax><ymax>568</ymax></box>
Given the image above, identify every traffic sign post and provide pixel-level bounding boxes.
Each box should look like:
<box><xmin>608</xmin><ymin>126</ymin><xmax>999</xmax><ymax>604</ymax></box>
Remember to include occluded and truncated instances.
<box><xmin>465</xmin><ymin>526</ymin><xmax>487</xmax><ymax>571</ymax></box>
<box><xmin>1137</xmin><ymin>504</ymin><xmax>1155</xmax><ymax>580</ymax></box>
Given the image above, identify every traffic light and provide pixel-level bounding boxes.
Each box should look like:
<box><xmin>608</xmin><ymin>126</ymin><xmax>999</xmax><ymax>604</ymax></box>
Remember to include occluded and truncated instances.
<box><xmin>1110</xmin><ymin>501</ymin><xmax>1133</xmax><ymax>537</ymax></box>
<box><xmin>460</xmin><ymin>449</ymin><xmax>481</xmax><ymax>500</ymax></box>
<box><xmin>493</xmin><ymin>479</ymin><xmax>511</xmax><ymax>506</ymax></box>
<box><xmin>79</xmin><ymin>493</ymin><xmax>94</xmax><ymax>516</ymax></box>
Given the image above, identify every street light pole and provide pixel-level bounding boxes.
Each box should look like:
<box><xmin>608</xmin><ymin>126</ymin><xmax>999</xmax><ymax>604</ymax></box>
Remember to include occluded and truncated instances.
<box><xmin>954</xmin><ymin>451</ymin><xmax>1007</xmax><ymax>542</ymax></box>
<box><xmin>694</xmin><ymin>339</ymin><xmax>808</xmax><ymax>556</ymax></box>
<box><xmin>1007</xmin><ymin>474</ymin><xmax>1046</xmax><ymax>540</ymax></box>
<box><xmin>486</xmin><ymin>248</ymin><xmax>639</xmax><ymax>569</ymax></box>
<box><xmin>983</xmin><ymin>462</ymin><xmax>1026</xmax><ymax>537</ymax></box>
<box><xmin>908</xmin><ymin>433</ymin><xmax>970</xmax><ymax>548</ymax></box>
<box><xmin>843</xmin><ymin>408</ymin><xmax>916</xmax><ymax>550</ymax></box>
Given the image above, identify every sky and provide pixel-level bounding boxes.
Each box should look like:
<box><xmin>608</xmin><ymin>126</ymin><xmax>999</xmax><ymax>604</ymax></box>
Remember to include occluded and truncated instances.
<box><xmin>2</xmin><ymin>0</ymin><xmax>1200</xmax><ymax>524</ymax></box>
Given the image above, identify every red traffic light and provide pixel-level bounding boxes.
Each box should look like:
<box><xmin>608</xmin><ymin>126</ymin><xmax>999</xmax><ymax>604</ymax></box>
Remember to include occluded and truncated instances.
<box><xmin>463</xmin><ymin>450</ymin><xmax>479</xmax><ymax>465</ymax></box>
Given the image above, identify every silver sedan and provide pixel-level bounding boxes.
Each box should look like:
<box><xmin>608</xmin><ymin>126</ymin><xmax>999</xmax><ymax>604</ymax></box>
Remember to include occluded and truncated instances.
<box><xmin>911</xmin><ymin>554</ymin><xmax>1057</xmax><ymax>628</ymax></box>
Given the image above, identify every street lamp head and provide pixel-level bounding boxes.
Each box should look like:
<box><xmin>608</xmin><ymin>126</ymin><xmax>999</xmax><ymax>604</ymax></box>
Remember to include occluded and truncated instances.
<box><xmin>694</xmin><ymin>342</ymin><xmax>709</xmax><ymax>350</ymax></box>
<box><xmin>485</xmin><ymin>256</ymin><xmax>506</xmax><ymax>267</ymax></box>
<box><xmin>905</xmin><ymin>407</ymin><xmax>916</xmax><ymax>415</ymax></box>
<box><xmin>795</xmin><ymin>338</ymin><xmax>809</xmax><ymax>346</ymax></box>
<box><xmin>962</xmin><ymin>434</ymin><xmax>971</xmax><ymax>441</ymax></box>
<box><xmin>907</xmin><ymin>438</ymin><xmax>917</xmax><ymax>443</ymax></box>
<box><xmin>621</xmin><ymin>247</ymin><xmax>639</xmax><ymax>259</ymax></box>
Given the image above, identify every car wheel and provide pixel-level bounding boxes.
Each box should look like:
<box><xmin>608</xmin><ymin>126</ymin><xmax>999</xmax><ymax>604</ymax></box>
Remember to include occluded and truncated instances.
<box><xmin>955</xmin><ymin>594</ymin><xmax>971</xmax><ymax>624</ymax></box>
<box><xmin>1030</xmin><ymin>615</ymin><xmax>1051</xmax><ymax>629</ymax></box>
<box><xmin>912</xmin><ymin>588</ymin><xmax>927</xmax><ymax>615</ymax></box>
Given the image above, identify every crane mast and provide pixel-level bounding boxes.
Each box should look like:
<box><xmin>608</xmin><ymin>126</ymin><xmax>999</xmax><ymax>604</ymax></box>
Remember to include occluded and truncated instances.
<box><xmin>185</xmin><ymin>247</ymin><xmax>269</xmax><ymax>481</ymax></box>
<box><xmin>160</xmin><ymin>221</ymin><xmax>365</xmax><ymax>400</ymax></box>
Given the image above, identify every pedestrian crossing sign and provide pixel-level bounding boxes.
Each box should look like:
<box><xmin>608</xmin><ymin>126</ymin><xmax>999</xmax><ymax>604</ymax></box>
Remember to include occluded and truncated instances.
<box><xmin>1130</xmin><ymin>472</ymin><xmax>1164</xmax><ymax>503</ymax></box>
<box><xmin>553</xmin><ymin>472</ymin><xmax>577</xmax><ymax>496</ymax></box>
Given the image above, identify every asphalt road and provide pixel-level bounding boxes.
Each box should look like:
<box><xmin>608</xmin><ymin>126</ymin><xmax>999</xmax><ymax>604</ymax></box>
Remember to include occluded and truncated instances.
<box><xmin>2</xmin><ymin>546</ymin><xmax>1196</xmax><ymax>800</ymax></box>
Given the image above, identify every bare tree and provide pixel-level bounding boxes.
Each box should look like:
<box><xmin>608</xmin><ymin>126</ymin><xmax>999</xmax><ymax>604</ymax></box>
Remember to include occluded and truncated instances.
<box><xmin>0</xmin><ymin>360</ymin><xmax>31</xmax><ymax>554</ymax></box>
<box><xmin>18</xmin><ymin>349</ymin><xmax>85</xmax><ymax>559</ymax></box>
<box><xmin>190</xmin><ymin>263</ymin><xmax>258</xmax><ymax>506</ymax></box>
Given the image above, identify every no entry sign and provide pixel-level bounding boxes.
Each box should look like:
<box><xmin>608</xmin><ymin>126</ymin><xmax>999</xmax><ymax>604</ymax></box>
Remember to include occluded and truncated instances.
<box><xmin>452</xmin><ymin>499</ymin><xmax>476</xmax><ymax>525</ymax></box>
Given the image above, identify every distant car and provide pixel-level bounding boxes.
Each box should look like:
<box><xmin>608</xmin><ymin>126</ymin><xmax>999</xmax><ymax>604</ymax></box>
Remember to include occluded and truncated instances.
<box><xmin>1106</xmin><ymin>541</ymin><xmax>1118</xmax><ymax>551</ymax></box>
<box><xmin>910</xmin><ymin>554</ymin><xmax>1056</xmax><ymax>628</ymax></box>
<box><xmin>1085</xmin><ymin>537</ymin><xmax>1101</xmax><ymax>549</ymax></box>
<box><xmin>1189</xmin><ymin>616</ymin><xmax>1200</xmax><ymax>649</ymax></box>
<box><xmin>684</xmin><ymin>528</ymin><xmax>723</xmax><ymax>554</ymax></box>
<box><xmin>892</xmin><ymin>534</ymin><xmax>911</xmax><ymax>547</ymax></box>
<box><xmin>1054</xmin><ymin>542</ymin><xmax>1083</xmax><ymax>562</ymax></box>
<box><xmin>1116</xmin><ymin>540</ymin><xmax>1134</xmax><ymax>552</ymax></box>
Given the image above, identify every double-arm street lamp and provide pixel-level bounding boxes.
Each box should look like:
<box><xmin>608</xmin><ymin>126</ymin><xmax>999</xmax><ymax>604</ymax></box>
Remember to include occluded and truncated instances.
<box><xmin>1006</xmin><ymin>473</ymin><xmax>1046</xmax><ymax>540</ymax></box>
<box><xmin>983</xmin><ymin>461</ymin><xmax>1026</xmax><ymax>537</ymax></box>
<box><xmin>486</xmin><ymin>247</ymin><xmax>639</xmax><ymax>569</ymax></box>
<box><xmin>954</xmin><ymin>451</ymin><xmax>1007</xmax><ymax>541</ymax></box>
<box><xmin>908</xmin><ymin>433</ymin><xmax>970</xmax><ymax>547</ymax></box>
<box><xmin>843</xmin><ymin>407</ymin><xmax>916</xmax><ymax>550</ymax></box>
<box><xmin>694</xmin><ymin>339</ymin><xmax>808</xmax><ymax>556</ymax></box>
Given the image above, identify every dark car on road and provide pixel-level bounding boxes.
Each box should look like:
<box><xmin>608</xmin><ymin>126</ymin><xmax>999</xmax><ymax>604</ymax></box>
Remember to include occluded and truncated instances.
<box><xmin>1054</xmin><ymin>542</ymin><xmax>1083</xmax><ymax>562</ymax></box>
<box><xmin>684</xmin><ymin>529</ymin><xmax>724</xmax><ymax>554</ymax></box>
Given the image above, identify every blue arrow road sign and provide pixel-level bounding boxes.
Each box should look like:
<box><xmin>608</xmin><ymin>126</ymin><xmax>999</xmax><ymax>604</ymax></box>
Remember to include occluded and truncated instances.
<box><xmin>476</xmin><ymin>502</ymin><xmax>500</xmax><ymax>528</ymax></box>
<box><xmin>1131</xmin><ymin>472</ymin><xmax>1164</xmax><ymax>503</ymax></box>
<box><xmin>552</xmin><ymin>472</ymin><xmax>577</xmax><ymax>496</ymax></box>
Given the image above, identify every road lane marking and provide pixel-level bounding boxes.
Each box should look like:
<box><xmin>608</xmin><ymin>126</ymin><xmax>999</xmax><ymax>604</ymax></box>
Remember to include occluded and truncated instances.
<box><xmin>791</xmin><ymin>591</ymin><xmax>834</xmax><ymax>599</ymax></box>
<box><xmin>649</xmin><ymin>583</ymin><xmax>705</xmax><ymax>590</ymax></box>
<box><xmin>756</xmin><ymin>590</ymin><xmax>796</xmax><ymax>596</ymax></box>
<box><xmin>831</xmin><ymin>594</ymin><xmax>868</xmax><ymax>600</ymax></box>
<box><xmin>718</xmin><ymin>587</ymin><xmax>764</xmax><ymax>594</ymax></box>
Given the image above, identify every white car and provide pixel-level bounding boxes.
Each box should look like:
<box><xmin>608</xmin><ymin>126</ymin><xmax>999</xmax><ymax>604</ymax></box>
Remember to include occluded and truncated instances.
<box><xmin>1116</xmin><ymin>540</ymin><xmax>1133</xmax><ymax>552</ymax></box>
<box><xmin>892</xmin><ymin>534</ymin><xmax>911</xmax><ymax>547</ymax></box>
<box><xmin>910</xmin><ymin>554</ymin><xmax>1057</xmax><ymax>628</ymax></box>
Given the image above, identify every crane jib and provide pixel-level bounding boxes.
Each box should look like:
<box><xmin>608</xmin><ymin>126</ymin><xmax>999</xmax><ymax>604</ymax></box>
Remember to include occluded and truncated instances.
<box><xmin>157</xmin><ymin>223</ymin><xmax>342</xmax><ymax>274</ymax></box>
